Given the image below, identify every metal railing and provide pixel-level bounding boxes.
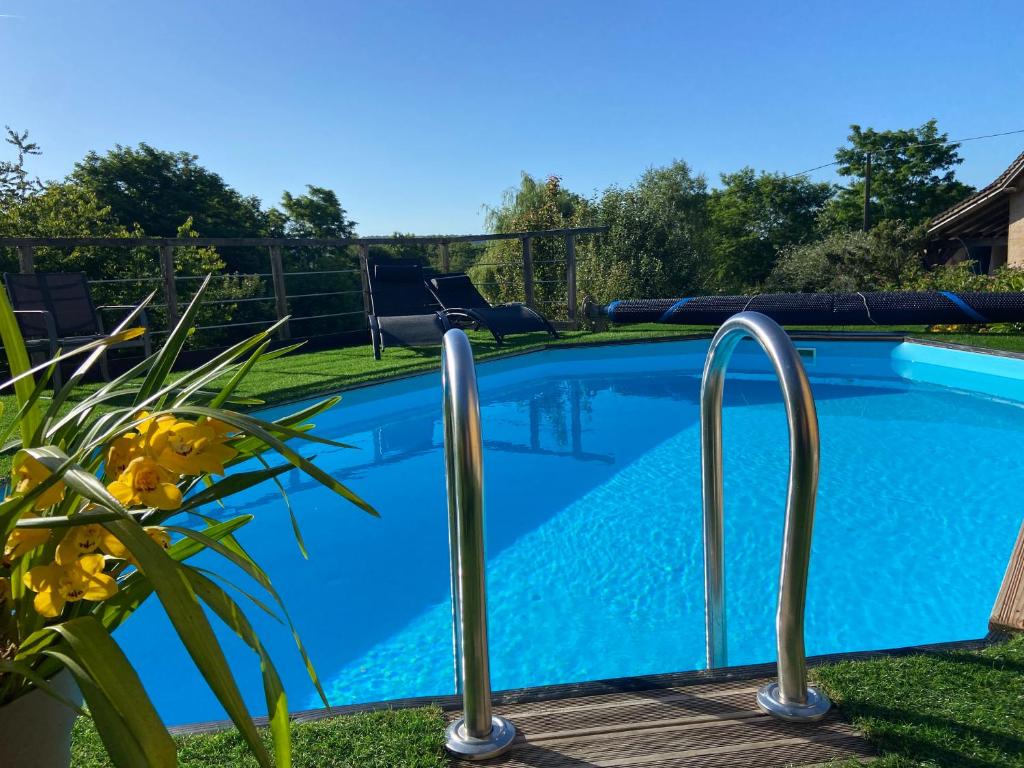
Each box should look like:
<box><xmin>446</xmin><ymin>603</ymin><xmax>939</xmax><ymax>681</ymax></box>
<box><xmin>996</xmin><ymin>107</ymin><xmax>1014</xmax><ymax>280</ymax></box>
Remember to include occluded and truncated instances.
<box><xmin>700</xmin><ymin>311</ymin><xmax>831</xmax><ymax>721</ymax></box>
<box><xmin>440</xmin><ymin>329</ymin><xmax>516</xmax><ymax>759</ymax></box>
<box><xmin>0</xmin><ymin>227</ymin><xmax>606</xmax><ymax>349</ymax></box>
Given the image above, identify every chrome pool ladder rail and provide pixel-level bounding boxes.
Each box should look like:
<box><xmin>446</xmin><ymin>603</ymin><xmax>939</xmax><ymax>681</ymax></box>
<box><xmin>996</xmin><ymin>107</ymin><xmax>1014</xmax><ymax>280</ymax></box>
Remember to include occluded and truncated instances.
<box><xmin>700</xmin><ymin>312</ymin><xmax>831</xmax><ymax>721</ymax></box>
<box><xmin>441</xmin><ymin>329</ymin><xmax>517</xmax><ymax>760</ymax></box>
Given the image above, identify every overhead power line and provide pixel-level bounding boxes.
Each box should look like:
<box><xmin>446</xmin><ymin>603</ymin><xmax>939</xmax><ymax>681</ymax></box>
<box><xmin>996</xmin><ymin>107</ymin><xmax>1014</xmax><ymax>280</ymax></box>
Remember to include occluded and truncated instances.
<box><xmin>782</xmin><ymin>126</ymin><xmax>1024</xmax><ymax>180</ymax></box>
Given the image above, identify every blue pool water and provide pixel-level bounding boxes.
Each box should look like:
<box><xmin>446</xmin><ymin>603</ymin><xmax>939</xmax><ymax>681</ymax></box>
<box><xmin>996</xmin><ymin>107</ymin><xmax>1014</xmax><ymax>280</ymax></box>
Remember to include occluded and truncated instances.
<box><xmin>116</xmin><ymin>339</ymin><xmax>1024</xmax><ymax>725</ymax></box>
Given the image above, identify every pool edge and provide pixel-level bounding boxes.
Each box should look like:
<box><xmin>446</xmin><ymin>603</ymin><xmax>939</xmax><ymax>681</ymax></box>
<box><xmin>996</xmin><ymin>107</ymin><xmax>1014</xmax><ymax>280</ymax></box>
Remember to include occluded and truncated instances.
<box><xmin>169</xmin><ymin>635</ymin><xmax>994</xmax><ymax>734</ymax></box>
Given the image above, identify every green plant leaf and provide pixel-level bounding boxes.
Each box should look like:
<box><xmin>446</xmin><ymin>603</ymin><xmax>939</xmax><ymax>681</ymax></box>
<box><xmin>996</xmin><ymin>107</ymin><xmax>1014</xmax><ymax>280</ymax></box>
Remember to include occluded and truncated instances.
<box><xmin>256</xmin><ymin>452</ymin><xmax>307</xmax><ymax>559</ymax></box>
<box><xmin>19</xmin><ymin>445</ymin><xmax>126</xmax><ymax>514</ymax></box>
<box><xmin>45</xmin><ymin>616</ymin><xmax>176</xmax><ymax>767</ymax></box>
<box><xmin>104</xmin><ymin>518</ymin><xmax>273</xmax><ymax>768</ymax></box>
<box><xmin>134</xmin><ymin>274</ymin><xmax>213</xmax><ymax>406</ymax></box>
<box><xmin>0</xmin><ymin>279</ymin><xmax>42</xmax><ymax>444</ymax></box>
<box><xmin>163</xmin><ymin>523</ymin><xmax>329</xmax><ymax>708</ymax></box>
<box><xmin>185</xmin><ymin>568</ymin><xmax>292</xmax><ymax>768</ymax></box>
<box><xmin>208</xmin><ymin>338</ymin><xmax>272</xmax><ymax>409</ymax></box>
<box><xmin>176</xmin><ymin>462</ymin><xmax>294</xmax><ymax>513</ymax></box>
<box><xmin>0</xmin><ymin>659</ymin><xmax>87</xmax><ymax>715</ymax></box>
<box><xmin>173</xmin><ymin>407</ymin><xmax>376</xmax><ymax>516</ymax></box>
<box><xmin>42</xmin><ymin>295</ymin><xmax>154</xmax><ymax>428</ymax></box>
<box><xmin>42</xmin><ymin>648</ymin><xmax>153</xmax><ymax>768</ymax></box>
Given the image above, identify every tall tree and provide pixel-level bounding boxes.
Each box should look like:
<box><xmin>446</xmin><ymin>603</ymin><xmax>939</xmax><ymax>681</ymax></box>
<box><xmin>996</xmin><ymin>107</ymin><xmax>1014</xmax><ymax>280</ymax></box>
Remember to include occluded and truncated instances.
<box><xmin>707</xmin><ymin>168</ymin><xmax>833</xmax><ymax>290</ymax></box>
<box><xmin>585</xmin><ymin>160</ymin><xmax>709</xmax><ymax>301</ymax></box>
<box><xmin>0</xmin><ymin>127</ymin><xmax>43</xmax><ymax>206</ymax></box>
<box><xmin>71</xmin><ymin>143</ymin><xmax>266</xmax><ymax>238</ymax></box>
<box><xmin>824</xmin><ymin>119</ymin><xmax>973</xmax><ymax>231</ymax></box>
<box><xmin>279</xmin><ymin>185</ymin><xmax>356</xmax><ymax>238</ymax></box>
<box><xmin>479</xmin><ymin>174</ymin><xmax>592</xmax><ymax>307</ymax></box>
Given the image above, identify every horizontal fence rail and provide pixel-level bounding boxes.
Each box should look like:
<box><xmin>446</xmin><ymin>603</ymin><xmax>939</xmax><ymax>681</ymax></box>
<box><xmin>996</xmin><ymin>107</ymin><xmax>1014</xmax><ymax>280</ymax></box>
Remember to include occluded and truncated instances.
<box><xmin>0</xmin><ymin>227</ymin><xmax>608</xmax><ymax>353</ymax></box>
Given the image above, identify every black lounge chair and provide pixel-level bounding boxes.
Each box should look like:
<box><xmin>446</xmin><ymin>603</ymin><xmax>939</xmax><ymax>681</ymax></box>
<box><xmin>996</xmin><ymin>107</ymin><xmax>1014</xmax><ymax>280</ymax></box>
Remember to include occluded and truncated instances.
<box><xmin>366</xmin><ymin>260</ymin><xmax>450</xmax><ymax>359</ymax></box>
<box><xmin>427</xmin><ymin>273</ymin><xmax>559</xmax><ymax>345</ymax></box>
<box><xmin>3</xmin><ymin>271</ymin><xmax>152</xmax><ymax>389</ymax></box>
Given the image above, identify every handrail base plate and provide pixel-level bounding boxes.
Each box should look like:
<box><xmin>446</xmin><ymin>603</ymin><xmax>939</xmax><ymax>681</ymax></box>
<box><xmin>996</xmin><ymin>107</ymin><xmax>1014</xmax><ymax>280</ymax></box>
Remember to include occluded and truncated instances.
<box><xmin>445</xmin><ymin>715</ymin><xmax>516</xmax><ymax>761</ymax></box>
<box><xmin>756</xmin><ymin>682</ymin><xmax>831</xmax><ymax>721</ymax></box>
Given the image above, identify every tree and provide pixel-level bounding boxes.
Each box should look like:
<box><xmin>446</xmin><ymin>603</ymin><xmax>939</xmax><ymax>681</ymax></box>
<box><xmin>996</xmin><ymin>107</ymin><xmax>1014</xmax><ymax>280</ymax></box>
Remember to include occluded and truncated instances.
<box><xmin>823</xmin><ymin>119</ymin><xmax>973</xmax><ymax>231</ymax></box>
<box><xmin>478</xmin><ymin>174</ymin><xmax>593</xmax><ymax>309</ymax></box>
<box><xmin>707</xmin><ymin>168</ymin><xmax>833</xmax><ymax>291</ymax></box>
<box><xmin>583</xmin><ymin>160</ymin><xmax>709</xmax><ymax>302</ymax></box>
<box><xmin>768</xmin><ymin>220</ymin><xmax>926</xmax><ymax>292</ymax></box>
<box><xmin>70</xmin><ymin>143</ymin><xmax>266</xmax><ymax>238</ymax></box>
<box><xmin>279</xmin><ymin>185</ymin><xmax>356</xmax><ymax>238</ymax></box>
<box><xmin>0</xmin><ymin>127</ymin><xmax>43</xmax><ymax>205</ymax></box>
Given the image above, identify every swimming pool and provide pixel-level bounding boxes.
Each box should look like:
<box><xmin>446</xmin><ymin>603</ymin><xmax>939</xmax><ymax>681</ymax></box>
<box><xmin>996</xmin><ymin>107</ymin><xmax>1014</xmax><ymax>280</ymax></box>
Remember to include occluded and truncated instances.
<box><xmin>116</xmin><ymin>338</ymin><xmax>1024</xmax><ymax>726</ymax></box>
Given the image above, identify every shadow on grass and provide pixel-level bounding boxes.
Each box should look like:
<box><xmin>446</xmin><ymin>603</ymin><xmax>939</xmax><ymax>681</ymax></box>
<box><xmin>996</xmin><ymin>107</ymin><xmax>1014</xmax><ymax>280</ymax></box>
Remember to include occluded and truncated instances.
<box><xmin>818</xmin><ymin>636</ymin><xmax>1024</xmax><ymax>768</ymax></box>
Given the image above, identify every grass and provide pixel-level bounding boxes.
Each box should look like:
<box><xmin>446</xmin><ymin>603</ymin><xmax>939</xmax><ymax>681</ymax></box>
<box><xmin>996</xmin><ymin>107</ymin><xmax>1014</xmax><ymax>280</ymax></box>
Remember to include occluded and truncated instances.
<box><xmin>816</xmin><ymin>635</ymin><xmax>1024</xmax><ymax>767</ymax></box>
<box><xmin>70</xmin><ymin>706</ymin><xmax>448</xmax><ymax>768</ymax></box>
<box><xmin>67</xmin><ymin>636</ymin><xmax>1024</xmax><ymax>767</ymax></box>
<box><xmin>6</xmin><ymin>322</ymin><xmax>1024</xmax><ymax>444</ymax></box>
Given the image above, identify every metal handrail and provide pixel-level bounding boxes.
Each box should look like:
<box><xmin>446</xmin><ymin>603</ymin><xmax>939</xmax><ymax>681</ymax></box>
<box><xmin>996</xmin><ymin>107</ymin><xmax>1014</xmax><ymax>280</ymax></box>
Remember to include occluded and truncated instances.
<box><xmin>700</xmin><ymin>312</ymin><xmax>831</xmax><ymax>721</ymax></box>
<box><xmin>441</xmin><ymin>329</ymin><xmax>517</xmax><ymax>759</ymax></box>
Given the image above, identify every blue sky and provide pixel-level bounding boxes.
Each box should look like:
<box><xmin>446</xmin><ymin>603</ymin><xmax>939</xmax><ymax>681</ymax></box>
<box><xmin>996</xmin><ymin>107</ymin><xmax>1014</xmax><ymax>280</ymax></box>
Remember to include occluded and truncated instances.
<box><xmin>2</xmin><ymin>0</ymin><xmax>1023</xmax><ymax>234</ymax></box>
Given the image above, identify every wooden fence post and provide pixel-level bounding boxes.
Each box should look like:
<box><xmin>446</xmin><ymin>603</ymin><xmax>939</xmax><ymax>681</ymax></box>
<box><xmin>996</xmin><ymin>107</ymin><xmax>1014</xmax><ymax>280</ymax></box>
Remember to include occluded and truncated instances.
<box><xmin>358</xmin><ymin>243</ymin><xmax>372</xmax><ymax>327</ymax></box>
<box><xmin>522</xmin><ymin>237</ymin><xmax>534</xmax><ymax>308</ymax></box>
<box><xmin>17</xmin><ymin>245</ymin><xmax>35</xmax><ymax>274</ymax></box>
<box><xmin>440</xmin><ymin>242</ymin><xmax>450</xmax><ymax>273</ymax></box>
<box><xmin>159</xmin><ymin>245</ymin><xmax>179</xmax><ymax>329</ymax></box>
<box><xmin>268</xmin><ymin>245</ymin><xmax>291</xmax><ymax>340</ymax></box>
<box><xmin>565</xmin><ymin>233</ymin><xmax>577</xmax><ymax>324</ymax></box>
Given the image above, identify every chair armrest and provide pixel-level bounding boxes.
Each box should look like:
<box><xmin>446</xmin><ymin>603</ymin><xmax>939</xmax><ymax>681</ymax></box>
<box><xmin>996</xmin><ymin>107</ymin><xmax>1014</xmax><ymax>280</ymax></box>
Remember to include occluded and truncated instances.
<box><xmin>95</xmin><ymin>305</ymin><xmax>150</xmax><ymax>333</ymax></box>
<box><xmin>12</xmin><ymin>309</ymin><xmax>58</xmax><ymax>343</ymax></box>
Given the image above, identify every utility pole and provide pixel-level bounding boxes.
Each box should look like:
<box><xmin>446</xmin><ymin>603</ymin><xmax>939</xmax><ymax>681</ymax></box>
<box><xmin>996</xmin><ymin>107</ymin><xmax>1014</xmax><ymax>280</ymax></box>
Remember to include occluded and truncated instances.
<box><xmin>862</xmin><ymin>151</ymin><xmax>873</xmax><ymax>232</ymax></box>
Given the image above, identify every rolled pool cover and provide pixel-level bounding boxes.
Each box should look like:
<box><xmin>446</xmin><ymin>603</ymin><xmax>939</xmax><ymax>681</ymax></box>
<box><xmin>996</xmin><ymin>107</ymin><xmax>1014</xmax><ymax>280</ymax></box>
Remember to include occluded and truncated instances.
<box><xmin>594</xmin><ymin>292</ymin><xmax>1024</xmax><ymax>326</ymax></box>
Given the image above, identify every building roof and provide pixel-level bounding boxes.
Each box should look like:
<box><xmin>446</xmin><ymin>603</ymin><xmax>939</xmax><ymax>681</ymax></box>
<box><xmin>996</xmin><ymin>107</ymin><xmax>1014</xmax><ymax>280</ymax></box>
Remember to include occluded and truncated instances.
<box><xmin>928</xmin><ymin>150</ymin><xmax>1024</xmax><ymax>239</ymax></box>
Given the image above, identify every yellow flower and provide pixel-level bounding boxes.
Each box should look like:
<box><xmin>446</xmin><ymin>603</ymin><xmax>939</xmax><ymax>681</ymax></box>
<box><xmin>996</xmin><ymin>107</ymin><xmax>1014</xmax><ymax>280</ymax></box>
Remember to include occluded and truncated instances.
<box><xmin>13</xmin><ymin>454</ymin><xmax>65</xmax><ymax>510</ymax></box>
<box><xmin>105</xmin><ymin>433</ymin><xmax>144</xmax><ymax>481</ymax></box>
<box><xmin>148</xmin><ymin>419</ymin><xmax>237</xmax><ymax>476</ymax></box>
<box><xmin>107</xmin><ymin>457</ymin><xmax>183</xmax><ymax>510</ymax></box>
<box><xmin>144</xmin><ymin>526</ymin><xmax>171</xmax><ymax>551</ymax></box>
<box><xmin>23</xmin><ymin>554</ymin><xmax>117</xmax><ymax>618</ymax></box>
<box><xmin>4</xmin><ymin>509</ymin><xmax>51</xmax><ymax>564</ymax></box>
<box><xmin>134</xmin><ymin>411</ymin><xmax>176</xmax><ymax>447</ymax></box>
<box><xmin>55</xmin><ymin>523</ymin><xmax>129</xmax><ymax>565</ymax></box>
<box><xmin>3</xmin><ymin>524</ymin><xmax>51</xmax><ymax>565</ymax></box>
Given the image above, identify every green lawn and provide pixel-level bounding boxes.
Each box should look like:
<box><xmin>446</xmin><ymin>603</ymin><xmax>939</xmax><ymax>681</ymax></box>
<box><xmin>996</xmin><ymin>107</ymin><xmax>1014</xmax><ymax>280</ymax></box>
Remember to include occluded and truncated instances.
<box><xmin>71</xmin><ymin>706</ymin><xmax>448</xmax><ymax>768</ymax></box>
<box><xmin>68</xmin><ymin>635</ymin><xmax>1024</xmax><ymax>767</ymax></box>
<box><xmin>816</xmin><ymin>634</ymin><xmax>1024</xmax><ymax>767</ymax></box>
<box><xmin>5</xmin><ymin>322</ymin><xmax>1024</xmax><ymax>445</ymax></box>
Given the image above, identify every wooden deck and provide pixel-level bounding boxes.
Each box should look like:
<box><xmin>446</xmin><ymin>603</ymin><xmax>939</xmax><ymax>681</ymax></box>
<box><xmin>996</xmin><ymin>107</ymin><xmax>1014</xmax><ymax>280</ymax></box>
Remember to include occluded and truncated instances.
<box><xmin>991</xmin><ymin>521</ymin><xmax>1024</xmax><ymax>632</ymax></box>
<box><xmin>448</xmin><ymin>673</ymin><xmax>873</xmax><ymax>768</ymax></box>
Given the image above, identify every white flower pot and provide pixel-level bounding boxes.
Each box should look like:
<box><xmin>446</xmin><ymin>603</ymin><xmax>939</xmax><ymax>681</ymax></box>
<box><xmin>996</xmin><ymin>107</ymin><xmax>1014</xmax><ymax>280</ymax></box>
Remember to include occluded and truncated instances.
<box><xmin>0</xmin><ymin>669</ymin><xmax>81</xmax><ymax>768</ymax></box>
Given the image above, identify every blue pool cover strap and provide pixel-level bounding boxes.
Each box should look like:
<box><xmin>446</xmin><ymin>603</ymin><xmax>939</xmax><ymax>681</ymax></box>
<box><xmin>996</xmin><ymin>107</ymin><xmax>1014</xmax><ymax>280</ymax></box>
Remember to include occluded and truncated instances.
<box><xmin>941</xmin><ymin>291</ymin><xmax>989</xmax><ymax>323</ymax></box>
<box><xmin>605</xmin><ymin>300</ymin><xmax>621</xmax><ymax>319</ymax></box>
<box><xmin>659</xmin><ymin>297</ymin><xmax>692</xmax><ymax>323</ymax></box>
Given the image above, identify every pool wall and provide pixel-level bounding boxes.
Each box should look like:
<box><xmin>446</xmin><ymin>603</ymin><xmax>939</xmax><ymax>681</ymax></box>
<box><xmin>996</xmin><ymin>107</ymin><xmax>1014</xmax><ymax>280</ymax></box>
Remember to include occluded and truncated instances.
<box><xmin>260</xmin><ymin>338</ymin><xmax>1024</xmax><ymax>431</ymax></box>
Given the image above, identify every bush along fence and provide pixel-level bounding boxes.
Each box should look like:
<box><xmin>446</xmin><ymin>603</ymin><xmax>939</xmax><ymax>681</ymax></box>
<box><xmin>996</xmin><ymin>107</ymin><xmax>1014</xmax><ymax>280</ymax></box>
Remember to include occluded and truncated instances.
<box><xmin>0</xmin><ymin>227</ymin><xmax>607</xmax><ymax>355</ymax></box>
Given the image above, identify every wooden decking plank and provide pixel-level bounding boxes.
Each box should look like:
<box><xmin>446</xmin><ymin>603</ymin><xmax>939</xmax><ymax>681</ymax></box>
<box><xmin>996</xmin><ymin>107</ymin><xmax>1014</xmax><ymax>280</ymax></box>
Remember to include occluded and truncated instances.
<box><xmin>448</xmin><ymin>674</ymin><xmax>873</xmax><ymax>768</ymax></box>
<box><xmin>991</xmin><ymin>521</ymin><xmax>1024</xmax><ymax>631</ymax></box>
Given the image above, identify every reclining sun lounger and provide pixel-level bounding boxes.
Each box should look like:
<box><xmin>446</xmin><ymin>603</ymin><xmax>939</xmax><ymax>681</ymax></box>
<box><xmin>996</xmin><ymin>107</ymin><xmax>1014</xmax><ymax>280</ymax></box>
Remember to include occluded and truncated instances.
<box><xmin>366</xmin><ymin>260</ymin><xmax>450</xmax><ymax>359</ymax></box>
<box><xmin>427</xmin><ymin>272</ymin><xmax>558</xmax><ymax>345</ymax></box>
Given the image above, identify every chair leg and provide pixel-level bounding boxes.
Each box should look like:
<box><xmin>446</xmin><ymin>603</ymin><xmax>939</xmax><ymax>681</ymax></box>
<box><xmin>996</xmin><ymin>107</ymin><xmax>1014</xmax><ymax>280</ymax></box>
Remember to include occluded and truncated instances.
<box><xmin>368</xmin><ymin>313</ymin><xmax>385</xmax><ymax>360</ymax></box>
<box><xmin>46</xmin><ymin>342</ymin><xmax>63</xmax><ymax>390</ymax></box>
<box><xmin>99</xmin><ymin>350</ymin><xmax>112</xmax><ymax>382</ymax></box>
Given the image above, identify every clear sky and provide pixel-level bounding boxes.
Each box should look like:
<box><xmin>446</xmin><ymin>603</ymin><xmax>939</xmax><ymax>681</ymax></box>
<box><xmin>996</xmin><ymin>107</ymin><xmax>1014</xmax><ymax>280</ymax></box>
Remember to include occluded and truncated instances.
<box><xmin>2</xmin><ymin>0</ymin><xmax>1023</xmax><ymax>235</ymax></box>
